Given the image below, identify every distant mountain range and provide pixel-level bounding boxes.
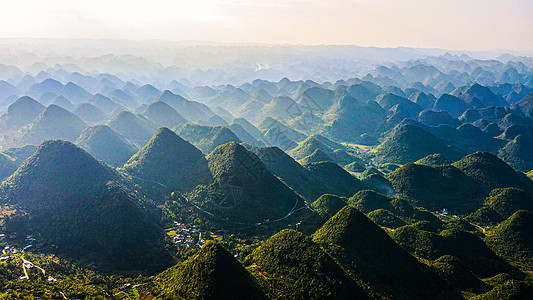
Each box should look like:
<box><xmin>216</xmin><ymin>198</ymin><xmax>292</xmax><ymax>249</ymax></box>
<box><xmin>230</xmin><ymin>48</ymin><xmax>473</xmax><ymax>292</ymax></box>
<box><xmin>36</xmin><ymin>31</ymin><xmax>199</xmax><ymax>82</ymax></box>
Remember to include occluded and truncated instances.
<box><xmin>2</xmin><ymin>45</ymin><xmax>533</xmax><ymax>298</ymax></box>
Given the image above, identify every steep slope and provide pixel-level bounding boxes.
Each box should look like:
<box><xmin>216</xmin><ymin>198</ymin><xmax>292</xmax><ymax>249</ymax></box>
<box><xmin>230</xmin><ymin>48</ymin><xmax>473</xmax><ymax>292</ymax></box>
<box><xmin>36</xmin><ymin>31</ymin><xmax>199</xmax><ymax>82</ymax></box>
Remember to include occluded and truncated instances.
<box><xmin>252</xmin><ymin>96</ymin><xmax>302</xmax><ymax>124</ymax></box>
<box><xmin>391</xmin><ymin>224</ymin><xmax>514</xmax><ymax>278</ymax></box>
<box><xmin>261</xmin><ymin>126</ymin><xmax>298</xmax><ymax>151</ymax></box>
<box><xmin>0</xmin><ymin>152</ymin><xmax>17</xmax><ymax>181</ymax></box>
<box><xmin>248</xmin><ymin>229</ymin><xmax>368</xmax><ymax>299</ymax></box>
<box><xmin>409</xmin><ymin>91</ymin><xmax>436</xmax><ymax>109</ymax></box>
<box><xmin>15</xmin><ymin>104</ymin><xmax>87</xmax><ymax>145</ymax></box>
<box><xmin>124</xmin><ymin>127</ymin><xmax>211</xmax><ymax>191</ymax></box>
<box><xmin>257</xmin><ymin>117</ymin><xmax>306</xmax><ymax>142</ymax></box>
<box><xmin>348</xmin><ymin>189</ymin><xmax>442</xmax><ymax>228</ymax></box>
<box><xmin>514</xmin><ymin>92</ymin><xmax>533</xmax><ymax>118</ymax></box>
<box><xmin>468</xmin><ymin>188</ymin><xmax>533</xmax><ymax>225</ymax></box>
<box><xmin>323</xmin><ymin>95</ymin><xmax>386</xmax><ymax>142</ymax></box>
<box><xmin>388</xmin><ymin>163</ymin><xmax>488</xmax><ymax>213</ymax></box>
<box><xmin>348</xmin><ymin>190</ymin><xmax>394</xmax><ymax>213</ymax></box>
<box><xmin>415</xmin><ymin>153</ymin><xmax>453</xmax><ymax>167</ymax></box>
<box><xmin>232</xmin><ymin>117</ymin><xmax>264</xmax><ymax>140</ymax></box>
<box><xmin>289</xmin><ymin>134</ymin><xmax>358</xmax><ymax>166</ymax></box>
<box><xmin>298</xmin><ymin>148</ymin><xmax>334</xmax><ymax>165</ymax></box>
<box><xmin>188</xmin><ymin>142</ymin><xmax>312</xmax><ymax>226</ymax></box>
<box><xmin>376</xmin><ymin>93</ymin><xmax>421</xmax><ymax>114</ymax></box>
<box><xmin>88</xmin><ymin>93</ymin><xmax>125</xmax><ymax>114</ymax></box>
<box><xmin>248</xmin><ymin>146</ymin><xmax>343</xmax><ymax>201</ymax></box>
<box><xmin>452</xmin><ymin>83</ymin><xmax>506</xmax><ymax>107</ymax></box>
<box><xmin>311</xmin><ymin>194</ymin><xmax>347</xmax><ymax>219</ymax></box>
<box><xmin>136</xmin><ymin>84</ymin><xmax>161</xmax><ymax>100</ymax></box>
<box><xmin>418</xmin><ymin>109</ymin><xmax>460</xmax><ymax>127</ymax></box>
<box><xmin>227</xmin><ymin>123</ymin><xmax>262</xmax><ymax>146</ymax></box>
<box><xmin>374</xmin><ymin>124</ymin><xmax>463</xmax><ymax>164</ymax></box>
<box><xmin>0</xmin><ymin>140</ymin><xmax>172</xmax><ymax>272</ymax></box>
<box><xmin>304</xmin><ymin>161</ymin><xmax>364</xmax><ymax>198</ymax></box>
<box><xmin>313</xmin><ymin>206</ymin><xmax>440</xmax><ymax>298</ymax></box>
<box><xmin>143</xmin><ymin>101</ymin><xmax>188</xmax><ymax>128</ymax></box>
<box><xmin>174</xmin><ymin>124</ymin><xmax>241</xmax><ymax>154</ymax></box>
<box><xmin>76</xmin><ymin>125</ymin><xmax>138</xmax><ymax>167</ymax></box>
<box><xmin>1</xmin><ymin>145</ymin><xmax>38</xmax><ymax>164</ymax></box>
<box><xmin>0</xmin><ymin>96</ymin><xmax>45</xmax><ymax>133</ymax></box>
<box><xmin>107</xmin><ymin>111</ymin><xmax>158</xmax><ymax>146</ymax></box>
<box><xmin>51</xmin><ymin>95</ymin><xmax>74</xmax><ymax>111</ymax></box>
<box><xmin>61</xmin><ymin>82</ymin><xmax>92</xmax><ymax>103</ymax></box>
<box><xmin>0</xmin><ymin>80</ymin><xmax>20</xmax><ymax>103</ymax></box>
<box><xmin>433</xmin><ymin>94</ymin><xmax>470</xmax><ymax>117</ymax></box>
<box><xmin>427</xmin><ymin>124</ymin><xmax>504</xmax><ymax>154</ymax></box>
<box><xmin>453</xmin><ymin>152</ymin><xmax>533</xmax><ymax>193</ymax></box>
<box><xmin>498</xmin><ymin>135</ymin><xmax>533</xmax><ymax>172</ymax></box>
<box><xmin>485</xmin><ymin>210</ymin><xmax>533</xmax><ymax>267</ymax></box>
<box><xmin>73</xmin><ymin>103</ymin><xmax>109</xmax><ymax>123</ymax></box>
<box><xmin>156</xmin><ymin>90</ymin><xmax>211</xmax><ymax>122</ymax></box>
<box><xmin>156</xmin><ymin>242</ymin><xmax>266</xmax><ymax>300</ymax></box>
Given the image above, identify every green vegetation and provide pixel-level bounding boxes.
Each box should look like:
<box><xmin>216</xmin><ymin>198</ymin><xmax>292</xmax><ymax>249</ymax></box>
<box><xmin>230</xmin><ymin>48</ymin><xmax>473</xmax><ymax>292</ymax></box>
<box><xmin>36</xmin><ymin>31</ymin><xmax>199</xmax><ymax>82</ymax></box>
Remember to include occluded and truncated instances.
<box><xmin>248</xmin><ymin>229</ymin><xmax>368</xmax><ymax>299</ymax></box>
<box><xmin>374</xmin><ymin>124</ymin><xmax>463</xmax><ymax>164</ymax></box>
<box><xmin>472</xmin><ymin>273</ymin><xmax>533</xmax><ymax>300</ymax></box>
<box><xmin>304</xmin><ymin>161</ymin><xmax>364</xmax><ymax>198</ymax></box>
<box><xmin>313</xmin><ymin>206</ymin><xmax>440</xmax><ymax>298</ymax></box>
<box><xmin>391</xmin><ymin>224</ymin><xmax>515</xmax><ymax>278</ymax></box>
<box><xmin>154</xmin><ymin>242</ymin><xmax>266</xmax><ymax>300</ymax></box>
<box><xmin>188</xmin><ymin>142</ymin><xmax>317</xmax><ymax>229</ymax></box>
<box><xmin>107</xmin><ymin>111</ymin><xmax>158</xmax><ymax>146</ymax></box>
<box><xmin>348</xmin><ymin>190</ymin><xmax>393</xmax><ymax>213</ymax></box>
<box><xmin>174</xmin><ymin>123</ymin><xmax>241</xmax><ymax>154</ymax></box>
<box><xmin>468</xmin><ymin>188</ymin><xmax>533</xmax><ymax>225</ymax></box>
<box><xmin>1</xmin><ymin>140</ymin><xmax>173</xmax><ymax>273</ymax></box>
<box><xmin>485</xmin><ymin>210</ymin><xmax>533</xmax><ymax>268</ymax></box>
<box><xmin>415</xmin><ymin>153</ymin><xmax>453</xmax><ymax>167</ymax></box>
<box><xmin>248</xmin><ymin>145</ymin><xmax>331</xmax><ymax>201</ymax></box>
<box><xmin>124</xmin><ymin>127</ymin><xmax>211</xmax><ymax>192</ymax></box>
<box><xmin>289</xmin><ymin>135</ymin><xmax>360</xmax><ymax>166</ymax></box>
<box><xmin>388</xmin><ymin>163</ymin><xmax>488</xmax><ymax>213</ymax></box>
<box><xmin>367</xmin><ymin>209</ymin><xmax>407</xmax><ymax>229</ymax></box>
<box><xmin>15</xmin><ymin>105</ymin><xmax>87</xmax><ymax>146</ymax></box>
<box><xmin>498</xmin><ymin>134</ymin><xmax>533</xmax><ymax>172</ymax></box>
<box><xmin>311</xmin><ymin>194</ymin><xmax>347</xmax><ymax>220</ymax></box>
<box><xmin>76</xmin><ymin>125</ymin><xmax>138</xmax><ymax>167</ymax></box>
<box><xmin>348</xmin><ymin>189</ymin><xmax>442</xmax><ymax>229</ymax></box>
<box><xmin>453</xmin><ymin>152</ymin><xmax>533</xmax><ymax>194</ymax></box>
<box><xmin>428</xmin><ymin>255</ymin><xmax>489</xmax><ymax>293</ymax></box>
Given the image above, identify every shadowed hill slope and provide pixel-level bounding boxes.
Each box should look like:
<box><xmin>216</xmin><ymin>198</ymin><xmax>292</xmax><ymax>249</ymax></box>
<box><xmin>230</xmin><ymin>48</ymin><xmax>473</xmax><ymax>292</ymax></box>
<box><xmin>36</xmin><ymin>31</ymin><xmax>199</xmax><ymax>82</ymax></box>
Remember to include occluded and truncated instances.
<box><xmin>0</xmin><ymin>140</ymin><xmax>173</xmax><ymax>273</ymax></box>
<box><xmin>155</xmin><ymin>242</ymin><xmax>267</xmax><ymax>300</ymax></box>
<box><xmin>76</xmin><ymin>125</ymin><xmax>138</xmax><ymax>167</ymax></box>
<box><xmin>124</xmin><ymin>127</ymin><xmax>211</xmax><ymax>191</ymax></box>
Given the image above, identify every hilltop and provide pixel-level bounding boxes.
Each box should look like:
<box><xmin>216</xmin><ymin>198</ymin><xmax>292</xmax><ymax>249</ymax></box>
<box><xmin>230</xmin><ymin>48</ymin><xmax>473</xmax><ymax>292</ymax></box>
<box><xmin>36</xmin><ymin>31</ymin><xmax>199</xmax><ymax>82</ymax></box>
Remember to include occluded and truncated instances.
<box><xmin>0</xmin><ymin>97</ymin><xmax>45</xmax><ymax>133</ymax></box>
<box><xmin>107</xmin><ymin>111</ymin><xmax>157</xmax><ymax>146</ymax></box>
<box><xmin>374</xmin><ymin>124</ymin><xmax>463</xmax><ymax>164</ymax></box>
<box><xmin>14</xmin><ymin>104</ymin><xmax>87</xmax><ymax>146</ymax></box>
<box><xmin>247</xmin><ymin>229</ymin><xmax>368</xmax><ymax>299</ymax></box>
<box><xmin>0</xmin><ymin>140</ymin><xmax>173</xmax><ymax>273</ymax></box>
<box><xmin>155</xmin><ymin>242</ymin><xmax>266</xmax><ymax>300</ymax></box>
<box><xmin>188</xmin><ymin>142</ymin><xmax>315</xmax><ymax>228</ymax></box>
<box><xmin>313</xmin><ymin>206</ymin><xmax>441</xmax><ymax>298</ymax></box>
<box><xmin>485</xmin><ymin>210</ymin><xmax>533</xmax><ymax>267</ymax></box>
<box><xmin>124</xmin><ymin>127</ymin><xmax>211</xmax><ymax>192</ymax></box>
<box><xmin>468</xmin><ymin>188</ymin><xmax>533</xmax><ymax>225</ymax></box>
<box><xmin>75</xmin><ymin>125</ymin><xmax>138</xmax><ymax>167</ymax></box>
<box><xmin>174</xmin><ymin>124</ymin><xmax>241</xmax><ymax>154</ymax></box>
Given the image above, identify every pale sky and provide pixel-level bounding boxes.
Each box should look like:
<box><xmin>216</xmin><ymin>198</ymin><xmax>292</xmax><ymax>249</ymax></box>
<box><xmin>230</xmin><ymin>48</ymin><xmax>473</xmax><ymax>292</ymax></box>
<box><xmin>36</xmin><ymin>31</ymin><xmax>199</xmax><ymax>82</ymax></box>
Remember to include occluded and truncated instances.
<box><xmin>1</xmin><ymin>0</ymin><xmax>532</xmax><ymax>51</ymax></box>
